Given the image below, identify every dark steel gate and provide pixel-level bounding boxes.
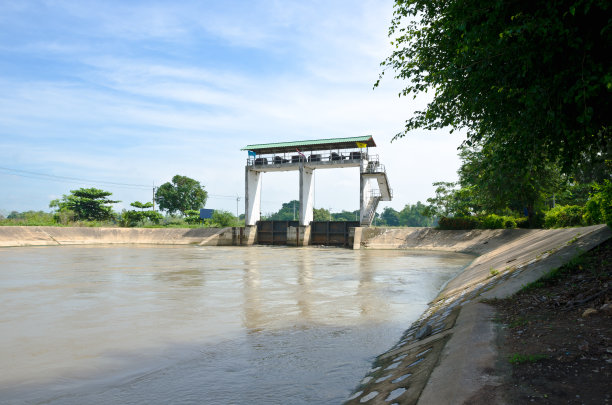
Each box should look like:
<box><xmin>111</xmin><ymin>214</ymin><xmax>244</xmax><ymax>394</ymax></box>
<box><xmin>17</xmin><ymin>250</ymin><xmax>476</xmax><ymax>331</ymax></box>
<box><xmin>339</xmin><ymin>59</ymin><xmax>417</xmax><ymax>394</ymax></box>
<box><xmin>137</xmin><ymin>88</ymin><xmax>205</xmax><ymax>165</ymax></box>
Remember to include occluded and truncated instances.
<box><xmin>256</xmin><ymin>220</ymin><xmax>299</xmax><ymax>245</ymax></box>
<box><xmin>310</xmin><ymin>221</ymin><xmax>359</xmax><ymax>247</ymax></box>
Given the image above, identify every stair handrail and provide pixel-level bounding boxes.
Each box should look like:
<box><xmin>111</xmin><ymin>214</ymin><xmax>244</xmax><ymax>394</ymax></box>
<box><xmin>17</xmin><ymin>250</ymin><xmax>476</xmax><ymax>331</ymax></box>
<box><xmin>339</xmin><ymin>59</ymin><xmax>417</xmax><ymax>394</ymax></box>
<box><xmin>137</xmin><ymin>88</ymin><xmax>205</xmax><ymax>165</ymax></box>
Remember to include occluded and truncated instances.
<box><xmin>361</xmin><ymin>194</ymin><xmax>382</xmax><ymax>225</ymax></box>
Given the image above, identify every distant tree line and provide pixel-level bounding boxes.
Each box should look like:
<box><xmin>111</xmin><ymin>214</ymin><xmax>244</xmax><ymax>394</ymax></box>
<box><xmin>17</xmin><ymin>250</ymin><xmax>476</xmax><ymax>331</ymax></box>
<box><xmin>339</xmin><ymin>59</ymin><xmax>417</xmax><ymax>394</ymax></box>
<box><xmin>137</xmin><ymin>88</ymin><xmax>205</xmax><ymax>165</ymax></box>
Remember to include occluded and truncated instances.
<box><xmin>1</xmin><ymin>174</ymin><xmax>239</xmax><ymax>228</ymax></box>
<box><xmin>263</xmin><ymin>200</ymin><xmax>434</xmax><ymax>227</ymax></box>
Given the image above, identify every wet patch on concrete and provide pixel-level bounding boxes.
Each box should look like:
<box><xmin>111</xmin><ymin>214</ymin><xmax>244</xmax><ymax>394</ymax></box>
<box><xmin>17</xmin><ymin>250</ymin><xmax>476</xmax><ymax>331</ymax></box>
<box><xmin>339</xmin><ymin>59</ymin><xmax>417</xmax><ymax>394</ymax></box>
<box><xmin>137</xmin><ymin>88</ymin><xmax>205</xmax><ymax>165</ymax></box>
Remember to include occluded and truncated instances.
<box><xmin>344</xmin><ymin>305</ymin><xmax>461</xmax><ymax>405</ymax></box>
<box><xmin>345</xmin><ymin>333</ymin><xmax>451</xmax><ymax>404</ymax></box>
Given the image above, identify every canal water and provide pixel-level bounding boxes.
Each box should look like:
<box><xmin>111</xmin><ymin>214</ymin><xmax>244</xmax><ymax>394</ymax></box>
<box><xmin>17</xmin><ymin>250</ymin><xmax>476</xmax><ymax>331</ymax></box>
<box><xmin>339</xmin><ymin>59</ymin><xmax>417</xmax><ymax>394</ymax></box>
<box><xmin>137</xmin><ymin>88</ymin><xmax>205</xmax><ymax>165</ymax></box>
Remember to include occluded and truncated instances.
<box><xmin>0</xmin><ymin>245</ymin><xmax>472</xmax><ymax>404</ymax></box>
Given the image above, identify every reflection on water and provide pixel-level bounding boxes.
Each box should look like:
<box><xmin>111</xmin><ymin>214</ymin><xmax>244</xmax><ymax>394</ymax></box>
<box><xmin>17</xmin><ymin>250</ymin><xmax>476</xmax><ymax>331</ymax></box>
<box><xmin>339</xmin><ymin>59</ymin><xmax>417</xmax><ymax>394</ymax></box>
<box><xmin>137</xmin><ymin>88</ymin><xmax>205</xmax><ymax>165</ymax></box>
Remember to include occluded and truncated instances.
<box><xmin>0</xmin><ymin>245</ymin><xmax>472</xmax><ymax>404</ymax></box>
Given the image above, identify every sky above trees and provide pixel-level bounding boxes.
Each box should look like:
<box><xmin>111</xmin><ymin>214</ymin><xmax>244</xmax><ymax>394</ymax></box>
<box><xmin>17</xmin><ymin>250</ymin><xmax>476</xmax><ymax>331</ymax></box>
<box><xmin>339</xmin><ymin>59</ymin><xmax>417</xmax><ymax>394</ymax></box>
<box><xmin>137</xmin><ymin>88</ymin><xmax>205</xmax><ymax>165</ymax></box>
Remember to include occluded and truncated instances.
<box><xmin>0</xmin><ymin>0</ymin><xmax>465</xmax><ymax>216</ymax></box>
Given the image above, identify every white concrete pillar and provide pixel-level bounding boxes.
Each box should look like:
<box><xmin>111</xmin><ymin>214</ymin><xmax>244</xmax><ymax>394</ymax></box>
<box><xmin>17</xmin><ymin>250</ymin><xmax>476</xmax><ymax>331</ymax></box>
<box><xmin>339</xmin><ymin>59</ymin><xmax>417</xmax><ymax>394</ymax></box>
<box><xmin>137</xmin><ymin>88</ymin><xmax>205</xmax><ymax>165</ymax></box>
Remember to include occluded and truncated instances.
<box><xmin>299</xmin><ymin>166</ymin><xmax>314</xmax><ymax>226</ymax></box>
<box><xmin>359</xmin><ymin>159</ymin><xmax>371</xmax><ymax>223</ymax></box>
<box><xmin>245</xmin><ymin>168</ymin><xmax>262</xmax><ymax>226</ymax></box>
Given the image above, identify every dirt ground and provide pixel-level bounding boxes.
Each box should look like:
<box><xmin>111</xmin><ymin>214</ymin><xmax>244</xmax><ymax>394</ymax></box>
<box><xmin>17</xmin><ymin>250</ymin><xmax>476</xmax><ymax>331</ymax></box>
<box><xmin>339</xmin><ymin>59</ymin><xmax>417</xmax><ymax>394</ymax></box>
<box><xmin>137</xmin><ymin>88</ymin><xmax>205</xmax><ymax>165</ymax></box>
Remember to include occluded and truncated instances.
<box><xmin>487</xmin><ymin>238</ymin><xmax>611</xmax><ymax>404</ymax></box>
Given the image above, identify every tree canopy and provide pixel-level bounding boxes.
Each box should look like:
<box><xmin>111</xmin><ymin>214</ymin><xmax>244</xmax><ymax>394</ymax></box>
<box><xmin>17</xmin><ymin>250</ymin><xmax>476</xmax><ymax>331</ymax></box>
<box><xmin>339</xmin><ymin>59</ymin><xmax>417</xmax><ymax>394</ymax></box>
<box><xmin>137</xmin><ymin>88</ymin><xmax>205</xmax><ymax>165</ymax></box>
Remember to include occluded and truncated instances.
<box><xmin>331</xmin><ymin>210</ymin><xmax>360</xmax><ymax>221</ymax></box>
<box><xmin>313</xmin><ymin>207</ymin><xmax>332</xmax><ymax>221</ymax></box>
<box><xmin>155</xmin><ymin>175</ymin><xmax>208</xmax><ymax>216</ymax></box>
<box><xmin>380</xmin><ymin>207</ymin><xmax>400</xmax><ymax>226</ymax></box>
<box><xmin>379</xmin><ymin>203</ymin><xmax>434</xmax><ymax>227</ymax></box>
<box><xmin>50</xmin><ymin>187</ymin><xmax>119</xmax><ymax>221</ymax></box>
<box><xmin>377</xmin><ymin>0</ymin><xmax>611</xmax><ymax>175</ymax></box>
<box><xmin>457</xmin><ymin>145</ymin><xmax>564</xmax><ymax>222</ymax></box>
<box><xmin>121</xmin><ymin>200</ymin><xmax>162</xmax><ymax>227</ymax></box>
<box><xmin>210</xmin><ymin>210</ymin><xmax>238</xmax><ymax>227</ymax></box>
<box><xmin>267</xmin><ymin>200</ymin><xmax>300</xmax><ymax>221</ymax></box>
<box><xmin>130</xmin><ymin>201</ymin><xmax>153</xmax><ymax>210</ymax></box>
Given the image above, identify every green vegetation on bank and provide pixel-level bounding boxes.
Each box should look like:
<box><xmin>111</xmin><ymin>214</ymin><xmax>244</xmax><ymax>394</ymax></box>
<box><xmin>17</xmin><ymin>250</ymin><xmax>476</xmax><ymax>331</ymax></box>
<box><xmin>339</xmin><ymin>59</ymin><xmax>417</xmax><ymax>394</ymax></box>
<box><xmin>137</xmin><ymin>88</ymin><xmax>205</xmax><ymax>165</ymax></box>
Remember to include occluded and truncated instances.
<box><xmin>376</xmin><ymin>0</ymin><xmax>610</xmax><ymax>230</ymax></box>
<box><xmin>508</xmin><ymin>353</ymin><xmax>548</xmax><ymax>365</ymax></box>
<box><xmin>428</xmin><ymin>180</ymin><xmax>611</xmax><ymax>230</ymax></box>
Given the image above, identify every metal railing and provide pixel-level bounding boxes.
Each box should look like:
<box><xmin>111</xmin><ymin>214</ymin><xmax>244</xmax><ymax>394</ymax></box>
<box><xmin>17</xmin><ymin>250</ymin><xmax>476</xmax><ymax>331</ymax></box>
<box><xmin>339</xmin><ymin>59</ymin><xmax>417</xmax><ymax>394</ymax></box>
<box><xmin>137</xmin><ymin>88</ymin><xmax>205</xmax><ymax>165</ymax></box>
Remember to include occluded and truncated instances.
<box><xmin>360</xmin><ymin>156</ymin><xmax>386</xmax><ymax>174</ymax></box>
<box><xmin>246</xmin><ymin>150</ymin><xmax>369</xmax><ymax>167</ymax></box>
<box><xmin>361</xmin><ymin>194</ymin><xmax>382</xmax><ymax>226</ymax></box>
<box><xmin>362</xmin><ymin>160</ymin><xmax>394</xmax><ymax>199</ymax></box>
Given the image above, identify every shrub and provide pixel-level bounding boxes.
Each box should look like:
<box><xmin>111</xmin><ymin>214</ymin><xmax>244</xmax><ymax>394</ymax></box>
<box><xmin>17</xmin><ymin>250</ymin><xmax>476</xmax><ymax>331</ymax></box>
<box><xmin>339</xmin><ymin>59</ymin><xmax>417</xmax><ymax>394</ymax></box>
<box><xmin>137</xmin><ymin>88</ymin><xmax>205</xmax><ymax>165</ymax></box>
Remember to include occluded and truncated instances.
<box><xmin>503</xmin><ymin>217</ymin><xmax>517</xmax><ymax>229</ymax></box>
<box><xmin>601</xmin><ymin>181</ymin><xmax>612</xmax><ymax>228</ymax></box>
<box><xmin>583</xmin><ymin>195</ymin><xmax>603</xmax><ymax>225</ymax></box>
<box><xmin>121</xmin><ymin>210</ymin><xmax>163</xmax><ymax>227</ymax></box>
<box><xmin>584</xmin><ymin>180</ymin><xmax>612</xmax><ymax>228</ymax></box>
<box><xmin>478</xmin><ymin>214</ymin><xmax>504</xmax><ymax>229</ymax></box>
<box><xmin>438</xmin><ymin>216</ymin><xmax>479</xmax><ymax>230</ymax></box>
<box><xmin>479</xmin><ymin>214</ymin><xmax>504</xmax><ymax>229</ymax></box>
<box><xmin>476</xmin><ymin>214</ymin><xmax>517</xmax><ymax>229</ymax></box>
<box><xmin>210</xmin><ymin>210</ymin><xmax>238</xmax><ymax>227</ymax></box>
<box><xmin>544</xmin><ymin>205</ymin><xmax>584</xmax><ymax>228</ymax></box>
<box><xmin>184</xmin><ymin>210</ymin><xmax>201</xmax><ymax>224</ymax></box>
<box><xmin>0</xmin><ymin>210</ymin><xmax>56</xmax><ymax>226</ymax></box>
<box><xmin>54</xmin><ymin>210</ymin><xmax>75</xmax><ymax>225</ymax></box>
<box><xmin>161</xmin><ymin>215</ymin><xmax>188</xmax><ymax>227</ymax></box>
<box><xmin>515</xmin><ymin>217</ymin><xmax>530</xmax><ymax>228</ymax></box>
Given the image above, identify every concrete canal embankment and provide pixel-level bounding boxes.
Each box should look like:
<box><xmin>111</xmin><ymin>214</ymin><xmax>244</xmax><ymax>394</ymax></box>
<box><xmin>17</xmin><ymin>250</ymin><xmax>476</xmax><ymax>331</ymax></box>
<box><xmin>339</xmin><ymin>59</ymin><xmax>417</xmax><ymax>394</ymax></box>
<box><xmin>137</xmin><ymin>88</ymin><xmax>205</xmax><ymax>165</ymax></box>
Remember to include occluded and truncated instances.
<box><xmin>347</xmin><ymin>225</ymin><xmax>611</xmax><ymax>405</ymax></box>
<box><xmin>0</xmin><ymin>226</ymin><xmax>246</xmax><ymax>247</ymax></box>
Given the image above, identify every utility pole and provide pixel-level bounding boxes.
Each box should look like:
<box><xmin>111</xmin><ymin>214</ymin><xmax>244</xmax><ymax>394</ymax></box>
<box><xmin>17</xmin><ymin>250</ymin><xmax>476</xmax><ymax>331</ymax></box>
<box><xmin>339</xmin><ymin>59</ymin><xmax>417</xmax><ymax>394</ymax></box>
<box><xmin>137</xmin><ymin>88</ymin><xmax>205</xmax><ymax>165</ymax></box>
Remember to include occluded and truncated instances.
<box><xmin>293</xmin><ymin>200</ymin><xmax>296</xmax><ymax>220</ymax></box>
<box><xmin>152</xmin><ymin>184</ymin><xmax>157</xmax><ymax>212</ymax></box>
<box><xmin>236</xmin><ymin>195</ymin><xmax>241</xmax><ymax>218</ymax></box>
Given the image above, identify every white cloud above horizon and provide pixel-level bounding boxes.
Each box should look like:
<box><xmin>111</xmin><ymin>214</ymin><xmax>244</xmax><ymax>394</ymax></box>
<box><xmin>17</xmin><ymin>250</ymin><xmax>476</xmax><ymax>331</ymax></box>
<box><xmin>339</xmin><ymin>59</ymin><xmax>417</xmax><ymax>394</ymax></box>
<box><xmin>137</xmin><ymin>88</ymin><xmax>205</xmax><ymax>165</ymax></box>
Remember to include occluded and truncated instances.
<box><xmin>0</xmin><ymin>0</ymin><xmax>464</xmax><ymax>216</ymax></box>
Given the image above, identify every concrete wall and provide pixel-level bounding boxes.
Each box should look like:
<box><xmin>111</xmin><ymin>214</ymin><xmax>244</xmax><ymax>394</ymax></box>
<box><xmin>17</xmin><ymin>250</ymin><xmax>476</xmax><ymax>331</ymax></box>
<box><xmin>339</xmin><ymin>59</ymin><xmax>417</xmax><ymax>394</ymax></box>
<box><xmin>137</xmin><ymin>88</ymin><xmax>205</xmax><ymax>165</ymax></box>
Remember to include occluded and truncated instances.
<box><xmin>286</xmin><ymin>225</ymin><xmax>311</xmax><ymax>246</ymax></box>
<box><xmin>0</xmin><ymin>226</ymin><xmax>238</xmax><ymax>247</ymax></box>
<box><xmin>360</xmin><ymin>226</ymin><xmax>535</xmax><ymax>254</ymax></box>
<box><xmin>360</xmin><ymin>225</ymin><xmax>610</xmax><ymax>299</ymax></box>
<box><xmin>348</xmin><ymin>226</ymin><xmax>362</xmax><ymax>250</ymax></box>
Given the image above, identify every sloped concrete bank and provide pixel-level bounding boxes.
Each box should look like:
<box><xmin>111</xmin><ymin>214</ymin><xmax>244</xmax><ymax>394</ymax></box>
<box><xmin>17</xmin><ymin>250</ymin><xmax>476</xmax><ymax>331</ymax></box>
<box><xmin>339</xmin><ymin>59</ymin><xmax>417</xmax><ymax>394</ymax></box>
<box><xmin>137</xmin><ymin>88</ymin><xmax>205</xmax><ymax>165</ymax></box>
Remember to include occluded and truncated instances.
<box><xmin>346</xmin><ymin>225</ymin><xmax>612</xmax><ymax>405</ymax></box>
<box><xmin>0</xmin><ymin>226</ymin><xmax>236</xmax><ymax>247</ymax></box>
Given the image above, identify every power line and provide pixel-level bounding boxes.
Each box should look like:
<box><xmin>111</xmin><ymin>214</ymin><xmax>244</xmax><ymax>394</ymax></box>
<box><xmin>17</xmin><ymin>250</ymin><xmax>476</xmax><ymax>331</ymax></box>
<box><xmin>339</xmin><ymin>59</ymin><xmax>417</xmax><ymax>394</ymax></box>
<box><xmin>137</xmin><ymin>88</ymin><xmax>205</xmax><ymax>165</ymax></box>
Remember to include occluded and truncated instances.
<box><xmin>207</xmin><ymin>194</ymin><xmax>238</xmax><ymax>199</ymax></box>
<box><xmin>1</xmin><ymin>165</ymin><xmax>247</xmax><ymax>210</ymax></box>
<box><xmin>0</xmin><ymin>166</ymin><xmax>151</xmax><ymax>189</ymax></box>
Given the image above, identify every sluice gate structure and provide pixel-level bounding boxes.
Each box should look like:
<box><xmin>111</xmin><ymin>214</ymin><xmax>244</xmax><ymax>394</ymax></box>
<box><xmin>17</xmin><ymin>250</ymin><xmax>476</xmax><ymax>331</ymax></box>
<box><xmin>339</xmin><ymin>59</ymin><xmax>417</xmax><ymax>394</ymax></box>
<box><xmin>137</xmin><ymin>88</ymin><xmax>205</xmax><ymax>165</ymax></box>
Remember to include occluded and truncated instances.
<box><xmin>242</xmin><ymin>136</ymin><xmax>392</xmax><ymax>238</ymax></box>
<box><xmin>256</xmin><ymin>220</ymin><xmax>360</xmax><ymax>247</ymax></box>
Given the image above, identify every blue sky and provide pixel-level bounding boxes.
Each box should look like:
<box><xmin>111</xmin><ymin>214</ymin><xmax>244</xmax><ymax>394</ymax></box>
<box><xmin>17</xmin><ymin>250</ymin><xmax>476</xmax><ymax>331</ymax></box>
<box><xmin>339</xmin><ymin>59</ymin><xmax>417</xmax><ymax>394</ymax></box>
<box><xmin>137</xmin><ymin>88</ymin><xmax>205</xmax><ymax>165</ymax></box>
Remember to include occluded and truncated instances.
<box><xmin>0</xmin><ymin>0</ymin><xmax>464</xmax><ymax>217</ymax></box>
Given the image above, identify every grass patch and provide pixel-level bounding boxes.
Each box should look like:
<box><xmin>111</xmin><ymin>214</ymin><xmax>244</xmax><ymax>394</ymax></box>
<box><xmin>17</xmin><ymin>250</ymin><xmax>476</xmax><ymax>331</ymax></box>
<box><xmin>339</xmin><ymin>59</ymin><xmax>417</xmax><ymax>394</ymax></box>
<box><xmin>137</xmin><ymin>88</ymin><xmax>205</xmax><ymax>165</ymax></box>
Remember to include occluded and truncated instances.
<box><xmin>566</xmin><ymin>233</ymin><xmax>580</xmax><ymax>245</ymax></box>
<box><xmin>520</xmin><ymin>280</ymin><xmax>545</xmax><ymax>292</ymax></box>
<box><xmin>508</xmin><ymin>353</ymin><xmax>548</xmax><ymax>364</ymax></box>
<box><xmin>520</xmin><ymin>252</ymin><xmax>588</xmax><ymax>292</ymax></box>
<box><xmin>508</xmin><ymin>316</ymin><xmax>529</xmax><ymax>328</ymax></box>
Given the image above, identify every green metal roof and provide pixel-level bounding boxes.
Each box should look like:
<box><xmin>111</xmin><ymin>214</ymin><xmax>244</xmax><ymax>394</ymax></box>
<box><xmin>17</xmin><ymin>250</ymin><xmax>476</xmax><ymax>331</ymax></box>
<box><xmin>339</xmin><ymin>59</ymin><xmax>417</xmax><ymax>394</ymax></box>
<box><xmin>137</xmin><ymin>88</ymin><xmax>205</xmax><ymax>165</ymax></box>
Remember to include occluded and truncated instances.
<box><xmin>241</xmin><ymin>135</ymin><xmax>376</xmax><ymax>154</ymax></box>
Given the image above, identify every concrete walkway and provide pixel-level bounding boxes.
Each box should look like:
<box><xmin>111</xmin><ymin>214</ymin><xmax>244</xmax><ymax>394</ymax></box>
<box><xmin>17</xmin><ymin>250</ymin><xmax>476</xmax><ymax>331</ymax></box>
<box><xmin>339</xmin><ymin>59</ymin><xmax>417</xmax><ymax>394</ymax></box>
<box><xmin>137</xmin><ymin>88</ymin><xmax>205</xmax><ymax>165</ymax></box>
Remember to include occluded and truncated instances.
<box><xmin>346</xmin><ymin>225</ymin><xmax>611</xmax><ymax>405</ymax></box>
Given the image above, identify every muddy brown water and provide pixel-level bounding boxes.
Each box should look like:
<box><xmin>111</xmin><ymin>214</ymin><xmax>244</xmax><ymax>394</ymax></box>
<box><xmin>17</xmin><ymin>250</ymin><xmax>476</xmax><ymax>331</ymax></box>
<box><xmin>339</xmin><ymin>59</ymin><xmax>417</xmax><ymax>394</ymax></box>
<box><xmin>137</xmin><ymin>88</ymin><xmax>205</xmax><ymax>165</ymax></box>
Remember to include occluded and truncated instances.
<box><xmin>0</xmin><ymin>245</ymin><xmax>472</xmax><ymax>404</ymax></box>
